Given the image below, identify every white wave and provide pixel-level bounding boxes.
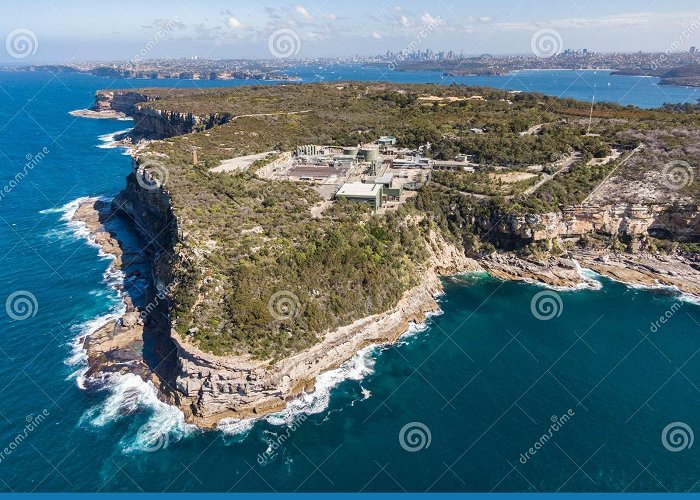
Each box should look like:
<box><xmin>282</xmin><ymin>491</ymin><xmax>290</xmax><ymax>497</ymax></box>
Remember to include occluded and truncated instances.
<box><xmin>625</xmin><ymin>281</ymin><xmax>700</xmax><ymax>305</ymax></box>
<box><xmin>573</xmin><ymin>261</ymin><xmax>603</xmax><ymax>290</ymax></box>
<box><xmin>396</xmin><ymin>318</ymin><xmax>432</xmax><ymax>344</ymax></box>
<box><xmin>41</xmin><ymin>196</ymin><xmax>99</xmax><ymax>247</ymax></box>
<box><xmin>217</xmin><ymin>417</ymin><xmax>256</xmax><ymax>436</ymax></box>
<box><xmin>79</xmin><ymin>373</ymin><xmax>196</xmax><ymax>453</ymax></box>
<box><xmin>97</xmin><ymin>128</ymin><xmax>132</xmax><ymax>149</ymax></box>
<box><xmin>678</xmin><ymin>292</ymin><xmax>700</xmax><ymax>306</ymax></box>
<box><xmin>360</xmin><ymin>386</ymin><xmax>372</xmax><ymax>400</ymax></box>
<box><xmin>395</xmin><ymin>307</ymin><xmax>443</xmax><ymax>346</ymax></box>
<box><xmin>266</xmin><ymin>346</ymin><xmax>376</xmax><ymax>427</ymax></box>
<box><xmin>39</xmin><ymin>195</ymin><xmax>95</xmax><ymax>216</ymax></box>
<box><xmin>426</xmin><ymin>307</ymin><xmax>444</xmax><ymax>319</ymax></box>
<box><xmin>46</xmin><ymin>196</ymin><xmax>118</xmax><ymax>262</ymax></box>
<box><xmin>578</xmin><ymin>264</ymin><xmax>700</xmax><ymax>304</ymax></box>
<box><xmin>65</xmin><ymin>307</ymin><xmax>125</xmax><ymax>387</ymax></box>
<box><xmin>66</xmin><ymin>310</ymin><xmax>123</xmax><ymax>366</ymax></box>
<box><xmin>218</xmin><ymin>345</ymin><xmax>378</xmax><ymax>435</ymax></box>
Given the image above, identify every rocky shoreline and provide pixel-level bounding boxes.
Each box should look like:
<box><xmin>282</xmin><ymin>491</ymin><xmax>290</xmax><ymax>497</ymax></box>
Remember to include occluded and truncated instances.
<box><xmin>71</xmin><ymin>199</ymin><xmax>161</xmax><ymax>388</ymax></box>
<box><xmin>69</xmin><ymin>108</ymin><xmax>129</xmax><ymax>120</ymax></box>
<box><xmin>481</xmin><ymin>250</ymin><xmax>700</xmax><ymax>296</ymax></box>
<box><xmin>572</xmin><ymin>250</ymin><xmax>700</xmax><ymax>296</ymax></box>
<box><xmin>72</xmin><ymin>196</ymin><xmax>700</xmax><ymax>429</ymax></box>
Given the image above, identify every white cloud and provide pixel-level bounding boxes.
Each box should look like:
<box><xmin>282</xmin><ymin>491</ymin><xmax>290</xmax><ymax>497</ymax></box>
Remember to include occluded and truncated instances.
<box><xmin>227</xmin><ymin>17</ymin><xmax>243</xmax><ymax>29</ymax></box>
<box><xmin>399</xmin><ymin>15</ymin><xmax>411</xmax><ymax>27</ymax></box>
<box><xmin>321</xmin><ymin>13</ymin><xmax>337</xmax><ymax>21</ymax></box>
<box><xmin>420</xmin><ymin>13</ymin><xmax>442</xmax><ymax>26</ymax></box>
<box><xmin>371</xmin><ymin>31</ymin><xmax>382</xmax><ymax>39</ymax></box>
<box><xmin>295</xmin><ymin>5</ymin><xmax>313</xmax><ymax>20</ymax></box>
<box><xmin>468</xmin><ymin>10</ymin><xmax>700</xmax><ymax>33</ymax></box>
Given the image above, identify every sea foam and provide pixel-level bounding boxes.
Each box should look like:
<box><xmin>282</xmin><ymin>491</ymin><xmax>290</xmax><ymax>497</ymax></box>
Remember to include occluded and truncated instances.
<box><xmin>218</xmin><ymin>302</ymin><xmax>446</xmax><ymax>435</ymax></box>
<box><xmin>80</xmin><ymin>373</ymin><xmax>197</xmax><ymax>453</ymax></box>
<box><xmin>97</xmin><ymin>128</ymin><xmax>134</xmax><ymax>155</ymax></box>
<box><xmin>218</xmin><ymin>345</ymin><xmax>378</xmax><ymax>436</ymax></box>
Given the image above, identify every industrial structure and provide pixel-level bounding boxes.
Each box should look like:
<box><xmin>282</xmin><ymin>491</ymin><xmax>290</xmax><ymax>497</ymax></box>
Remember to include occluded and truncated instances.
<box><xmin>335</xmin><ymin>182</ymin><xmax>383</xmax><ymax>210</ymax></box>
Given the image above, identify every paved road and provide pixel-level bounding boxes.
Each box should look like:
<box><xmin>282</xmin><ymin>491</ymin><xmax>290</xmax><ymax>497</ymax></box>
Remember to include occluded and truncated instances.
<box><xmin>582</xmin><ymin>143</ymin><xmax>644</xmax><ymax>204</ymax></box>
<box><xmin>436</xmin><ymin>152</ymin><xmax>581</xmax><ymax>201</ymax></box>
<box><xmin>229</xmin><ymin>109</ymin><xmax>312</xmax><ymax>121</ymax></box>
<box><xmin>519</xmin><ymin>152</ymin><xmax>581</xmax><ymax>197</ymax></box>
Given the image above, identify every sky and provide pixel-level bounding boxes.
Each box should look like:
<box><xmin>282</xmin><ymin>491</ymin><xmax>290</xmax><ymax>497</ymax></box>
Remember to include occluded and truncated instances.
<box><xmin>1</xmin><ymin>0</ymin><xmax>700</xmax><ymax>62</ymax></box>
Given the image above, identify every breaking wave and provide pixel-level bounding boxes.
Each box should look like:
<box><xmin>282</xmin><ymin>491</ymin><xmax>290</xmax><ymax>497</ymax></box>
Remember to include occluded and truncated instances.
<box><xmin>218</xmin><ymin>301</ymin><xmax>447</xmax><ymax>436</ymax></box>
<box><xmin>80</xmin><ymin>373</ymin><xmax>196</xmax><ymax>453</ymax></box>
<box><xmin>97</xmin><ymin>128</ymin><xmax>133</xmax><ymax>154</ymax></box>
<box><xmin>218</xmin><ymin>345</ymin><xmax>378</xmax><ymax>437</ymax></box>
<box><xmin>41</xmin><ymin>196</ymin><xmax>116</xmax><ymax>259</ymax></box>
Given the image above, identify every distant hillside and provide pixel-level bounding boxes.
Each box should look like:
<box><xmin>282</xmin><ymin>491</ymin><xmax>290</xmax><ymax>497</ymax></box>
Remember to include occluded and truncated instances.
<box><xmin>659</xmin><ymin>64</ymin><xmax>700</xmax><ymax>87</ymax></box>
<box><xmin>661</xmin><ymin>63</ymin><xmax>700</xmax><ymax>78</ymax></box>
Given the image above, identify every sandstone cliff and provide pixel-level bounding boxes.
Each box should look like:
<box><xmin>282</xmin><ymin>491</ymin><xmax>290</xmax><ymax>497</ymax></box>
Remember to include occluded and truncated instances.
<box><xmin>94</xmin><ymin>90</ymin><xmax>151</xmax><ymax>114</ymax></box>
<box><xmin>94</xmin><ymin>90</ymin><xmax>230</xmax><ymax>139</ymax></box>
<box><xmin>484</xmin><ymin>203</ymin><xmax>700</xmax><ymax>249</ymax></box>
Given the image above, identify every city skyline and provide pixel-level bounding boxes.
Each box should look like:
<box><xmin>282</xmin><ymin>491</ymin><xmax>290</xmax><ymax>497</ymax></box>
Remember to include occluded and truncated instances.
<box><xmin>1</xmin><ymin>0</ymin><xmax>700</xmax><ymax>62</ymax></box>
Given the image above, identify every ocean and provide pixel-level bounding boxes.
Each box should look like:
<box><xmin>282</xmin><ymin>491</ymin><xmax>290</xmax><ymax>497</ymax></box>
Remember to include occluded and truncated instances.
<box><xmin>0</xmin><ymin>67</ymin><xmax>698</xmax><ymax>492</ymax></box>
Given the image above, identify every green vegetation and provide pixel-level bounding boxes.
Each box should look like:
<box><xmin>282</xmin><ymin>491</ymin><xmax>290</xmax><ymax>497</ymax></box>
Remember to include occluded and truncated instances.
<box><xmin>432</xmin><ymin>169</ymin><xmax>541</xmax><ymax>197</ymax></box>
<box><xmin>128</xmin><ymin>82</ymin><xmax>699</xmax><ymax>359</ymax></box>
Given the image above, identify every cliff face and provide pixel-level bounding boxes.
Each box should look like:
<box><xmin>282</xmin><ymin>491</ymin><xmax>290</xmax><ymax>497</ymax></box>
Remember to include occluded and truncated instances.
<box><xmin>483</xmin><ymin>204</ymin><xmax>700</xmax><ymax>249</ymax></box>
<box><xmin>93</xmin><ymin>90</ymin><xmax>230</xmax><ymax>139</ymax></box>
<box><xmin>130</xmin><ymin>106</ymin><xmax>230</xmax><ymax>139</ymax></box>
<box><xmin>111</xmin><ymin>162</ymin><xmax>183</xmax><ymax>399</ymax></box>
<box><xmin>94</xmin><ymin>90</ymin><xmax>151</xmax><ymax>114</ymax></box>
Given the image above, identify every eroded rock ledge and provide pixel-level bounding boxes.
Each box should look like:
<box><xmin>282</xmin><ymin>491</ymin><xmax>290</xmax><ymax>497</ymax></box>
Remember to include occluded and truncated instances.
<box><xmin>92</xmin><ymin>90</ymin><xmax>230</xmax><ymax>139</ymax></box>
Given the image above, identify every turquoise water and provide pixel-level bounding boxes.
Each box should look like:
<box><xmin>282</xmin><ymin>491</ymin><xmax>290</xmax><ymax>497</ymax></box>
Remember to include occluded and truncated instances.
<box><xmin>0</xmin><ymin>69</ymin><xmax>699</xmax><ymax>492</ymax></box>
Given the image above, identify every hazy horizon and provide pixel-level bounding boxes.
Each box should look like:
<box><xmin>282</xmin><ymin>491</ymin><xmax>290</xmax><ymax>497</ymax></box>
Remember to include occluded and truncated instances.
<box><xmin>1</xmin><ymin>0</ymin><xmax>699</xmax><ymax>63</ymax></box>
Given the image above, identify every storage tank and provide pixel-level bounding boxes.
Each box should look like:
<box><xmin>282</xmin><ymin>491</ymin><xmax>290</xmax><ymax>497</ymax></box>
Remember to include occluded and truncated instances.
<box><xmin>359</xmin><ymin>147</ymin><xmax>380</xmax><ymax>162</ymax></box>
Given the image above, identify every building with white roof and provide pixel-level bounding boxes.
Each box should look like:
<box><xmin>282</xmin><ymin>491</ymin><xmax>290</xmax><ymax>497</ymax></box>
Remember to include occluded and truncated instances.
<box><xmin>335</xmin><ymin>182</ymin><xmax>383</xmax><ymax>210</ymax></box>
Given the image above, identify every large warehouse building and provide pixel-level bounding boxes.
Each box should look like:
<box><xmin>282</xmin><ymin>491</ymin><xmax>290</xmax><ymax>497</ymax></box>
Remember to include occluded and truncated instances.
<box><xmin>335</xmin><ymin>182</ymin><xmax>383</xmax><ymax>210</ymax></box>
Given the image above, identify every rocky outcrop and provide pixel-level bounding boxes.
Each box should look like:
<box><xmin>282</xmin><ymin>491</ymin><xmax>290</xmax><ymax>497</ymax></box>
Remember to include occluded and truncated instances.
<box><xmin>484</xmin><ymin>203</ymin><xmax>700</xmax><ymax>249</ymax></box>
<box><xmin>130</xmin><ymin>106</ymin><xmax>230</xmax><ymax>139</ymax></box>
<box><xmin>94</xmin><ymin>90</ymin><xmax>151</xmax><ymax>114</ymax></box>
<box><xmin>480</xmin><ymin>254</ymin><xmax>585</xmax><ymax>289</ymax></box>
<box><xmin>71</xmin><ymin>199</ymin><xmax>155</xmax><ymax>383</ymax></box>
<box><xmin>92</xmin><ymin>90</ymin><xmax>230</xmax><ymax>139</ymax></box>
<box><xmin>573</xmin><ymin>250</ymin><xmax>700</xmax><ymax>296</ymax></box>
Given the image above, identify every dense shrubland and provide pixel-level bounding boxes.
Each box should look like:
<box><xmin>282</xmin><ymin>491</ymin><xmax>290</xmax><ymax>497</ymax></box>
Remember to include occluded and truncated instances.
<box><xmin>131</xmin><ymin>82</ymin><xmax>699</xmax><ymax>358</ymax></box>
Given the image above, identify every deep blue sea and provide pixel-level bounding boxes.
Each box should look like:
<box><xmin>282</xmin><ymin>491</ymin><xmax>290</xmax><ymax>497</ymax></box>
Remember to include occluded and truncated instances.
<box><xmin>0</xmin><ymin>67</ymin><xmax>699</xmax><ymax>492</ymax></box>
